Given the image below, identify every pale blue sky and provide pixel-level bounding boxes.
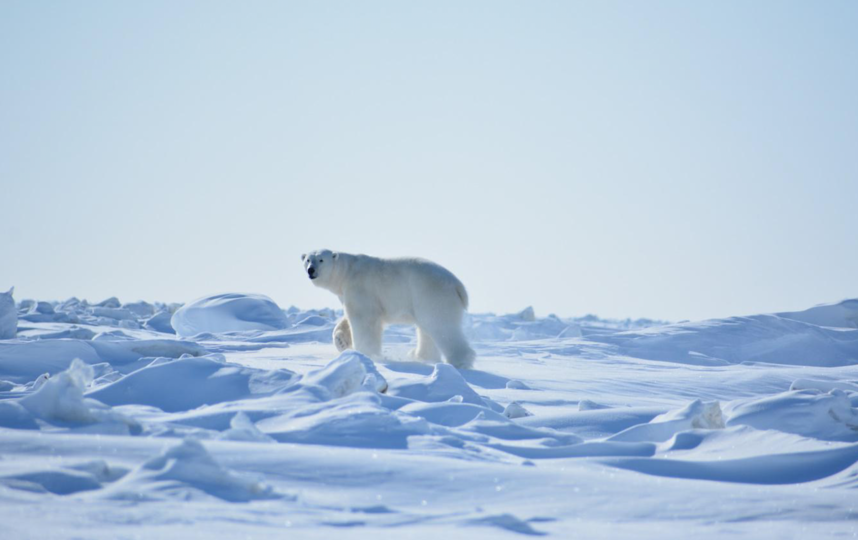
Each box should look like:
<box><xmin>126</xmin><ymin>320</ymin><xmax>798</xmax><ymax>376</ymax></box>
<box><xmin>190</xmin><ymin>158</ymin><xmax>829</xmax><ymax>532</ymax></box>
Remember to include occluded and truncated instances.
<box><xmin>2</xmin><ymin>1</ymin><xmax>856</xmax><ymax>321</ymax></box>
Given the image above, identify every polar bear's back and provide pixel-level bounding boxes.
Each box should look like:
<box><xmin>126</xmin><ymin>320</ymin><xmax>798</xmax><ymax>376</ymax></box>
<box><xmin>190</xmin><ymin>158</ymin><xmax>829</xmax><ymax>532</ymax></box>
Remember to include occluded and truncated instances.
<box><xmin>348</xmin><ymin>255</ymin><xmax>469</xmax><ymax>310</ymax></box>
<box><xmin>398</xmin><ymin>257</ymin><xmax>469</xmax><ymax>309</ymax></box>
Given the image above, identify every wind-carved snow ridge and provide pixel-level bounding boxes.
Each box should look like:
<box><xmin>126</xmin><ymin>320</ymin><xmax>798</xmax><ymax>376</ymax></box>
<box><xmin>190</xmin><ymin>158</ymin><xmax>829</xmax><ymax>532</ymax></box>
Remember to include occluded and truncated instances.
<box><xmin>608</xmin><ymin>400</ymin><xmax>725</xmax><ymax>443</ymax></box>
<box><xmin>2</xmin><ymin>296</ymin><xmax>858</xmax><ymax>537</ymax></box>
<box><xmin>388</xmin><ymin>363</ymin><xmax>485</xmax><ymax>405</ymax></box>
<box><xmin>726</xmin><ymin>389</ymin><xmax>858</xmax><ymax>442</ymax></box>
<box><xmin>102</xmin><ymin>438</ymin><xmax>284</xmax><ymax>502</ymax></box>
<box><xmin>301</xmin><ymin>351</ymin><xmax>388</xmax><ymax>397</ymax></box>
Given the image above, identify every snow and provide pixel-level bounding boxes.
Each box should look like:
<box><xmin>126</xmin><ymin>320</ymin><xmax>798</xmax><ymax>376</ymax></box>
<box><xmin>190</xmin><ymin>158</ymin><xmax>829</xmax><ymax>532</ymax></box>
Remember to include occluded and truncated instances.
<box><xmin>170</xmin><ymin>293</ymin><xmax>290</xmax><ymax>337</ymax></box>
<box><xmin>1</xmin><ymin>296</ymin><xmax>857</xmax><ymax>538</ymax></box>
<box><xmin>0</xmin><ymin>288</ymin><xmax>16</xmax><ymax>339</ymax></box>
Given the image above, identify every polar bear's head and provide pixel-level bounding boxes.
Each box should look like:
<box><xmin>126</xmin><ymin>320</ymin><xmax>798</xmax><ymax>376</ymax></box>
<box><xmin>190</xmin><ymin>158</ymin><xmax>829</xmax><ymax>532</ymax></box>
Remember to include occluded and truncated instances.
<box><xmin>301</xmin><ymin>249</ymin><xmax>339</xmax><ymax>287</ymax></box>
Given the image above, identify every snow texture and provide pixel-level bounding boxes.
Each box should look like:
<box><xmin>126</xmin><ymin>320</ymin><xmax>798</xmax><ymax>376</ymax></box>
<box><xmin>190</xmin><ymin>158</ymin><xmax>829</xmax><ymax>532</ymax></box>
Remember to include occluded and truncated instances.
<box><xmin>1</xmin><ymin>296</ymin><xmax>857</xmax><ymax>539</ymax></box>
<box><xmin>0</xmin><ymin>288</ymin><xmax>16</xmax><ymax>339</ymax></box>
<box><xmin>170</xmin><ymin>293</ymin><xmax>290</xmax><ymax>337</ymax></box>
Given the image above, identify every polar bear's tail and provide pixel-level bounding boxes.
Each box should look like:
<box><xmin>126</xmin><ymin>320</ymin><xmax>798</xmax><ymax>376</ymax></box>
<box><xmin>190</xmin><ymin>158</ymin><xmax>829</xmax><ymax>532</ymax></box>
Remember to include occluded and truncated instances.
<box><xmin>455</xmin><ymin>282</ymin><xmax>469</xmax><ymax>310</ymax></box>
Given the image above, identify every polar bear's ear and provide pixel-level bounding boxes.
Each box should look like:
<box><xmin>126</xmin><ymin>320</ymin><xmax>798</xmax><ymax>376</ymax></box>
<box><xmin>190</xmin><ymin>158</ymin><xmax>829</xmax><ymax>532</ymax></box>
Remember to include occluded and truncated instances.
<box><xmin>301</xmin><ymin>254</ymin><xmax>307</xmax><ymax>262</ymax></box>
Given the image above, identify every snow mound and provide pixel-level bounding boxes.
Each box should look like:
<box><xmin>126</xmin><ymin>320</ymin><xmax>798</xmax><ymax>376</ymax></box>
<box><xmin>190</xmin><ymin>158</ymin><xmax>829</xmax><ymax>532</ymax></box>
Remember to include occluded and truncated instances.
<box><xmin>503</xmin><ymin>402</ymin><xmax>533</xmax><ymax>419</ymax></box>
<box><xmin>302</xmin><ymin>351</ymin><xmax>388</xmax><ymax>397</ymax></box>
<box><xmin>88</xmin><ymin>338</ymin><xmax>205</xmax><ymax>365</ymax></box>
<box><xmin>5</xmin><ymin>359</ymin><xmax>139</xmax><ymax>433</ymax></box>
<box><xmin>609</xmin><ymin>400</ymin><xmax>724</xmax><ymax>443</ymax></box>
<box><xmin>0</xmin><ymin>287</ymin><xmax>16</xmax><ymax>339</ymax></box>
<box><xmin>777</xmin><ymin>299</ymin><xmax>858</xmax><ymax>329</ymax></box>
<box><xmin>398</xmin><ymin>401</ymin><xmax>509</xmax><ymax>428</ymax></box>
<box><xmin>219</xmin><ymin>412</ymin><xmax>276</xmax><ymax>443</ymax></box>
<box><xmin>603</xmin><ymin>444</ymin><xmax>858</xmax><ymax>485</ymax></box>
<box><xmin>388</xmin><ymin>363</ymin><xmax>485</xmax><ymax>405</ymax></box>
<box><xmin>3</xmin><ymin>295</ymin><xmax>858</xmax><ymax>536</ymax></box>
<box><xmin>122</xmin><ymin>301</ymin><xmax>156</xmax><ymax>318</ymax></box>
<box><xmin>258</xmin><ymin>393</ymin><xmax>435</xmax><ymax>449</ymax></box>
<box><xmin>465</xmin><ymin>308</ymin><xmax>580</xmax><ymax>342</ymax></box>
<box><xmin>144</xmin><ymin>310</ymin><xmax>176</xmax><ymax>333</ymax></box>
<box><xmin>594</xmin><ymin>312</ymin><xmax>858</xmax><ymax>367</ymax></box>
<box><xmin>171</xmin><ymin>293</ymin><xmax>290</xmax><ymax>337</ymax></box>
<box><xmin>104</xmin><ymin>438</ymin><xmax>281</xmax><ymax>502</ymax></box>
<box><xmin>87</xmin><ymin>355</ymin><xmax>294</xmax><ymax>413</ymax></box>
<box><xmin>726</xmin><ymin>389</ymin><xmax>858</xmax><ymax>442</ymax></box>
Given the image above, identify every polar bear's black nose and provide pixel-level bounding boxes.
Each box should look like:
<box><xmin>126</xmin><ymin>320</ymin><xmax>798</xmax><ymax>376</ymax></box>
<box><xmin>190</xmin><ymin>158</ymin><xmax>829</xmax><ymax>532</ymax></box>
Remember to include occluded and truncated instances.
<box><xmin>308</xmin><ymin>267</ymin><xmax>316</xmax><ymax>279</ymax></box>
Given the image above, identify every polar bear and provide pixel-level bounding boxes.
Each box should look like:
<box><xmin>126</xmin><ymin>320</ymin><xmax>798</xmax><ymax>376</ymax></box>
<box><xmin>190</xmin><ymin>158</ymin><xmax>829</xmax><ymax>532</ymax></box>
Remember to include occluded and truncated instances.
<box><xmin>302</xmin><ymin>250</ymin><xmax>476</xmax><ymax>369</ymax></box>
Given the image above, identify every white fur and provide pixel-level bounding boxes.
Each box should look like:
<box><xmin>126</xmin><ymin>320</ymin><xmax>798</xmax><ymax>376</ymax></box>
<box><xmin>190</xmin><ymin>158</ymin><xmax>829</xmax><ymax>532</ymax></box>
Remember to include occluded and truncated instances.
<box><xmin>302</xmin><ymin>250</ymin><xmax>475</xmax><ymax>369</ymax></box>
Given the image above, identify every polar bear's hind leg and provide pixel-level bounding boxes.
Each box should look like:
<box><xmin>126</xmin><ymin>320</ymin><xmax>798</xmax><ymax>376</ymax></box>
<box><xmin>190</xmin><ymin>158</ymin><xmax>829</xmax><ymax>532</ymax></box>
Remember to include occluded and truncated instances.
<box><xmin>428</xmin><ymin>323</ymin><xmax>475</xmax><ymax>370</ymax></box>
<box><xmin>408</xmin><ymin>327</ymin><xmax>442</xmax><ymax>362</ymax></box>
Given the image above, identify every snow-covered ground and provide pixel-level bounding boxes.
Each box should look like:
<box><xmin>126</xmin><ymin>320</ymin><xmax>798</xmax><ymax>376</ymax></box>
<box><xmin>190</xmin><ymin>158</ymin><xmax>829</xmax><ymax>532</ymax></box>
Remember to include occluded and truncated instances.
<box><xmin>1</xmin><ymin>294</ymin><xmax>857</xmax><ymax>539</ymax></box>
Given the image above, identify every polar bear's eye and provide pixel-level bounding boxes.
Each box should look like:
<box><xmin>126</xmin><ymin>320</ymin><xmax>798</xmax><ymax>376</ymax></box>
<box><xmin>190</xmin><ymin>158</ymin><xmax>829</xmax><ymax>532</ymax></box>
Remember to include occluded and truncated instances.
<box><xmin>319</xmin><ymin>259</ymin><xmax>324</xmax><ymax>263</ymax></box>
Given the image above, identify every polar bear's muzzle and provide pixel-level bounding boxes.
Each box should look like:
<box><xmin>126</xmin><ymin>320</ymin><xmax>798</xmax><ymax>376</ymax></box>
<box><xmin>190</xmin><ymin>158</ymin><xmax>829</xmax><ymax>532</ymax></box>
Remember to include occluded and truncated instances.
<box><xmin>307</xmin><ymin>266</ymin><xmax>317</xmax><ymax>280</ymax></box>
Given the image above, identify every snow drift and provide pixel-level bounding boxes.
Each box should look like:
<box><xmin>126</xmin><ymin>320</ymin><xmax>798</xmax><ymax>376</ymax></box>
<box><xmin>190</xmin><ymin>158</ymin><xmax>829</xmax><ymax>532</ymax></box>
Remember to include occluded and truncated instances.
<box><xmin>171</xmin><ymin>293</ymin><xmax>290</xmax><ymax>337</ymax></box>
<box><xmin>1</xmin><ymin>295</ymin><xmax>857</xmax><ymax>538</ymax></box>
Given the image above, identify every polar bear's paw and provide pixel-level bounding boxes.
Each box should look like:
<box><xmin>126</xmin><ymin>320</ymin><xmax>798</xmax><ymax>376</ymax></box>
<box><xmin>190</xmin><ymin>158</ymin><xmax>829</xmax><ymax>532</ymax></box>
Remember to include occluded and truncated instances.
<box><xmin>333</xmin><ymin>317</ymin><xmax>353</xmax><ymax>352</ymax></box>
<box><xmin>334</xmin><ymin>330</ymin><xmax>352</xmax><ymax>352</ymax></box>
<box><xmin>445</xmin><ymin>348</ymin><xmax>476</xmax><ymax>370</ymax></box>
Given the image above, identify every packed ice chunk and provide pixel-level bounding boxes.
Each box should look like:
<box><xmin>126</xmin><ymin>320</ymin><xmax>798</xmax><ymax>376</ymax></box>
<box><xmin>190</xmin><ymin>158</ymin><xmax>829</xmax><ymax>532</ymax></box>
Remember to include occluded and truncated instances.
<box><xmin>503</xmin><ymin>401</ymin><xmax>533</xmax><ymax>419</ymax></box>
<box><xmin>515</xmin><ymin>306</ymin><xmax>536</xmax><ymax>321</ymax></box>
<box><xmin>609</xmin><ymin>400</ymin><xmax>724</xmax><ymax>442</ymax></box>
<box><xmin>33</xmin><ymin>301</ymin><xmax>55</xmax><ymax>314</ymax></box>
<box><xmin>219</xmin><ymin>412</ymin><xmax>276</xmax><ymax>443</ymax></box>
<box><xmin>578</xmin><ymin>399</ymin><xmax>610</xmax><ymax>411</ymax></box>
<box><xmin>19</xmin><ymin>359</ymin><xmax>98</xmax><ymax>423</ymax></box>
<box><xmin>144</xmin><ymin>310</ymin><xmax>176</xmax><ymax>334</ymax></box>
<box><xmin>171</xmin><ymin>293</ymin><xmax>290</xmax><ymax>337</ymax></box>
<box><xmin>302</xmin><ymin>351</ymin><xmax>388</xmax><ymax>397</ymax></box>
<box><xmin>31</xmin><ymin>372</ymin><xmax>51</xmax><ymax>390</ymax></box>
<box><xmin>96</xmin><ymin>297</ymin><xmax>121</xmax><ymax>308</ymax></box>
<box><xmin>89</xmin><ymin>307</ymin><xmax>137</xmax><ymax>321</ymax></box>
<box><xmin>122</xmin><ymin>301</ymin><xmax>156</xmax><ymax>318</ymax></box>
<box><xmin>0</xmin><ymin>287</ymin><xmax>16</xmax><ymax>339</ymax></box>
<box><xmin>15</xmin><ymin>359</ymin><xmax>138</xmax><ymax>432</ymax></box>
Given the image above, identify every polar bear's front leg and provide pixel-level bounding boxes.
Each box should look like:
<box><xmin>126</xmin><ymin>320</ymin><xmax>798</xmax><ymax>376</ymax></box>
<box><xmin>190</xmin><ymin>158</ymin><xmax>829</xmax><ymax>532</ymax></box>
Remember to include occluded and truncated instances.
<box><xmin>333</xmin><ymin>317</ymin><xmax>353</xmax><ymax>352</ymax></box>
<box><xmin>343</xmin><ymin>301</ymin><xmax>383</xmax><ymax>359</ymax></box>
